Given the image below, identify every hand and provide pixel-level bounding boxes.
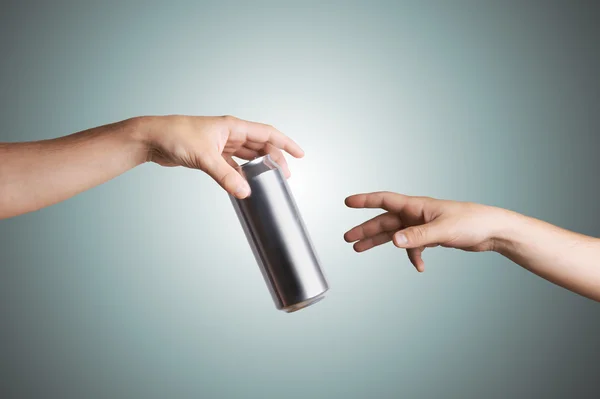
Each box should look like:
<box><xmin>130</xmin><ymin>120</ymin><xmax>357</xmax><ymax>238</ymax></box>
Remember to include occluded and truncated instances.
<box><xmin>142</xmin><ymin>115</ymin><xmax>304</xmax><ymax>198</ymax></box>
<box><xmin>344</xmin><ymin>192</ymin><xmax>508</xmax><ymax>272</ymax></box>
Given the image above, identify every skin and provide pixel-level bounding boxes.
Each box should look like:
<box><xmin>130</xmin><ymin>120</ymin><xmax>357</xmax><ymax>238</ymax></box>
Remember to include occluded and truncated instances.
<box><xmin>2</xmin><ymin>120</ymin><xmax>598</xmax><ymax>301</ymax></box>
<box><xmin>0</xmin><ymin>115</ymin><xmax>304</xmax><ymax>220</ymax></box>
<box><xmin>344</xmin><ymin>192</ymin><xmax>600</xmax><ymax>302</ymax></box>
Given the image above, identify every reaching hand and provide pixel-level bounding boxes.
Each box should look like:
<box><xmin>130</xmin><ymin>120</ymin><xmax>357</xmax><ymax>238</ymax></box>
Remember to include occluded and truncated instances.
<box><xmin>144</xmin><ymin>115</ymin><xmax>304</xmax><ymax>198</ymax></box>
<box><xmin>344</xmin><ymin>192</ymin><xmax>506</xmax><ymax>272</ymax></box>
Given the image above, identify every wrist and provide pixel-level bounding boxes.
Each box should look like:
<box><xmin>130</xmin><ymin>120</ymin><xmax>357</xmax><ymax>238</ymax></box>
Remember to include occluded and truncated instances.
<box><xmin>488</xmin><ymin>207</ymin><xmax>526</xmax><ymax>255</ymax></box>
<box><xmin>124</xmin><ymin>116</ymin><xmax>161</xmax><ymax>164</ymax></box>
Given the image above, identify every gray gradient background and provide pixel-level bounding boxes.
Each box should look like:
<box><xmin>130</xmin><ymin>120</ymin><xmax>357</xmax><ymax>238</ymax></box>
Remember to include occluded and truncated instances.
<box><xmin>1</xmin><ymin>1</ymin><xmax>599</xmax><ymax>398</ymax></box>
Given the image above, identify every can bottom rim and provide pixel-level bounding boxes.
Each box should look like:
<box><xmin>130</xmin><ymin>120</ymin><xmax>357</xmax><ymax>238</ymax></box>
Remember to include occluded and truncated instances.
<box><xmin>281</xmin><ymin>291</ymin><xmax>327</xmax><ymax>313</ymax></box>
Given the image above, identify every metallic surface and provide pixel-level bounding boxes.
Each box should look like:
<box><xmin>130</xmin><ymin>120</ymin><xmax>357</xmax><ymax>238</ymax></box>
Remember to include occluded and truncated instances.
<box><xmin>230</xmin><ymin>155</ymin><xmax>328</xmax><ymax>312</ymax></box>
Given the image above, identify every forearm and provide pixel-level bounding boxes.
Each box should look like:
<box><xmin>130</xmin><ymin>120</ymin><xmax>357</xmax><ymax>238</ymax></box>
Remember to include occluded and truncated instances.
<box><xmin>493</xmin><ymin>209</ymin><xmax>600</xmax><ymax>301</ymax></box>
<box><xmin>0</xmin><ymin>117</ymin><xmax>150</xmax><ymax>219</ymax></box>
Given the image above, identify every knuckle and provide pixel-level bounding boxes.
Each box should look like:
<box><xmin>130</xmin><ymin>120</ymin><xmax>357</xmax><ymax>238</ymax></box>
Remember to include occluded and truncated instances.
<box><xmin>219</xmin><ymin>170</ymin><xmax>233</xmax><ymax>188</ymax></box>
<box><xmin>221</xmin><ymin>115</ymin><xmax>237</xmax><ymax>124</ymax></box>
<box><xmin>360</xmin><ymin>224</ymin><xmax>370</xmax><ymax>237</ymax></box>
<box><xmin>411</xmin><ymin>226</ymin><xmax>427</xmax><ymax>241</ymax></box>
<box><xmin>382</xmin><ymin>216</ymin><xmax>399</xmax><ymax>230</ymax></box>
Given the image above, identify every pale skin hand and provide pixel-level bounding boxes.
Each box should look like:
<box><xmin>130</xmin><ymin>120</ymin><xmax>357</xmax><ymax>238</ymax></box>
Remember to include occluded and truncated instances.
<box><xmin>0</xmin><ymin>115</ymin><xmax>303</xmax><ymax>220</ymax></box>
<box><xmin>344</xmin><ymin>192</ymin><xmax>600</xmax><ymax>302</ymax></box>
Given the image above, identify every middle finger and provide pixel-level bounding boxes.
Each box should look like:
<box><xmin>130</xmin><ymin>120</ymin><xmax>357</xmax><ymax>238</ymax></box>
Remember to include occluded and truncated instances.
<box><xmin>344</xmin><ymin>212</ymin><xmax>402</xmax><ymax>242</ymax></box>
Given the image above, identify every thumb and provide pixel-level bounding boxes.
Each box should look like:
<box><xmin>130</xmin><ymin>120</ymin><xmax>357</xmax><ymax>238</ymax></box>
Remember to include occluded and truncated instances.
<box><xmin>201</xmin><ymin>154</ymin><xmax>250</xmax><ymax>199</ymax></box>
<box><xmin>393</xmin><ymin>220</ymin><xmax>447</xmax><ymax>249</ymax></box>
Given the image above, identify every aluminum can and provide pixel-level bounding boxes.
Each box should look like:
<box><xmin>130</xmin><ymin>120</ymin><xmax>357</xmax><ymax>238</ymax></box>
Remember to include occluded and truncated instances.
<box><xmin>230</xmin><ymin>155</ymin><xmax>328</xmax><ymax>312</ymax></box>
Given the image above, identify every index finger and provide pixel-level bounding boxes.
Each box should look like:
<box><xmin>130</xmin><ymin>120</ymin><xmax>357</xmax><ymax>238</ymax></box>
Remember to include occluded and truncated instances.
<box><xmin>232</xmin><ymin>117</ymin><xmax>305</xmax><ymax>158</ymax></box>
<box><xmin>345</xmin><ymin>192</ymin><xmax>414</xmax><ymax>212</ymax></box>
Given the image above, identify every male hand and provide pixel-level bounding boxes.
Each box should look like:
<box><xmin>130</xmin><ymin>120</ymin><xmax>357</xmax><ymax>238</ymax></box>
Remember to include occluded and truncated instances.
<box><xmin>344</xmin><ymin>192</ymin><xmax>507</xmax><ymax>272</ymax></box>
<box><xmin>143</xmin><ymin>115</ymin><xmax>304</xmax><ymax>198</ymax></box>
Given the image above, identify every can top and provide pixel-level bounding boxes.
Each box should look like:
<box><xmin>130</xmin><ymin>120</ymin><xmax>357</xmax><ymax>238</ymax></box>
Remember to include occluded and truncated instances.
<box><xmin>237</xmin><ymin>155</ymin><xmax>280</xmax><ymax>179</ymax></box>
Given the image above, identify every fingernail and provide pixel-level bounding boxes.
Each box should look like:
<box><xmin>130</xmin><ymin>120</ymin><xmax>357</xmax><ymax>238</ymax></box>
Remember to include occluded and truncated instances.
<box><xmin>235</xmin><ymin>184</ymin><xmax>250</xmax><ymax>198</ymax></box>
<box><xmin>395</xmin><ymin>233</ymin><xmax>408</xmax><ymax>246</ymax></box>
